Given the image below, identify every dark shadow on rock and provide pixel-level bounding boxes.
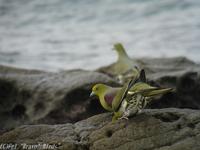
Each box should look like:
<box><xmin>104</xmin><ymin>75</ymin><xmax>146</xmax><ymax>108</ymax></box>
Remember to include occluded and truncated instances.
<box><xmin>150</xmin><ymin>71</ymin><xmax>200</xmax><ymax>109</ymax></box>
<box><xmin>0</xmin><ymin>65</ymin><xmax>117</xmax><ymax>130</ymax></box>
<box><xmin>0</xmin><ymin>79</ymin><xmax>31</xmax><ymax>129</ymax></box>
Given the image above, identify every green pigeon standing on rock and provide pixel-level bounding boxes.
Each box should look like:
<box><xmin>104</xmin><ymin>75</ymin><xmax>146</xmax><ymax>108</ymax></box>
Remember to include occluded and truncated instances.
<box><xmin>90</xmin><ymin>69</ymin><xmax>173</xmax><ymax>122</ymax></box>
<box><xmin>113</xmin><ymin>43</ymin><xmax>140</xmax><ymax>84</ymax></box>
<box><xmin>113</xmin><ymin>43</ymin><xmax>136</xmax><ymax>73</ymax></box>
<box><xmin>97</xmin><ymin>43</ymin><xmax>140</xmax><ymax>84</ymax></box>
<box><xmin>90</xmin><ymin>80</ymin><xmax>132</xmax><ymax>122</ymax></box>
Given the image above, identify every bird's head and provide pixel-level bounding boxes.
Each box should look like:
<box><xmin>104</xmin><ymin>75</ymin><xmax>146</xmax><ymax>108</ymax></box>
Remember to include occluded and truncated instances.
<box><xmin>113</xmin><ymin>43</ymin><xmax>129</xmax><ymax>59</ymax></box>
<box><xmin>90</xmin><ymin>84</ymin><xmax>109</xmax><ymax>98</ymax></box>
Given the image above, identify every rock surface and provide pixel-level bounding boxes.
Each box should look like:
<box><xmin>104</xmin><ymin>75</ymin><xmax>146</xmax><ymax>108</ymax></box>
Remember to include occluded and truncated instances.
<box><xmin>0</xmin><ymin>108</ymin><xmax>200</xmax><ymax>150</ymax></box>
<box><xmin>0</xmin><ymin>65</ymin><xmax>117</xmax><ymax>130</ymax></box>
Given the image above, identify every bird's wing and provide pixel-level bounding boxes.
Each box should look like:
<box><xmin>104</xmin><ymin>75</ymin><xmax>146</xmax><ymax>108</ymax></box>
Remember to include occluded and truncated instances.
<box><xmin>130</xmin><ymin>82</ymin><xmax>154</xmax><ymax>92</ymax></box>
<box><xmin>127</xmin><ymin>69</ymin><xmax>146</xmax><ymax>87</ymax></box>
<box><xmin>112</xmin><ymin>75</ymin><xmax>139</xmax><ymax>111</ymax></box>
<box><xmin>141</xmin><ymin>88</ymin><xmax>173</xmax><ymax>97</ymax></box>
<box><xmin>139</xmin><ymin>69</ymin><xmax>146</xmax><ymax>83</ymax></box>
<box><xmin>128</xmin><ymin>87</ymin><xmax>173</xmax><ymax>97</ymax></box>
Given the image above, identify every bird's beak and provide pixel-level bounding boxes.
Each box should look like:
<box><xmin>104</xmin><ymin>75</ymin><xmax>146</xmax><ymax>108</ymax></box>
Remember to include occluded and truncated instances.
<box><xmin>90</xmin><ymin>91</ymin><xmax>95</xmax><ymax>97</ymax></box>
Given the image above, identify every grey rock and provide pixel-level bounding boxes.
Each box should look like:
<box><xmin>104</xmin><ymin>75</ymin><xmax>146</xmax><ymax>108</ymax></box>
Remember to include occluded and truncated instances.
<box><xmin>0</xmin><ymin>108</ymin><xmax>200</xmax><ymax>150</ymax></box>
<box><xmin>0</xmin><ymin>65</ymin><xmax>117</xmax><ymax>130</ymax></box>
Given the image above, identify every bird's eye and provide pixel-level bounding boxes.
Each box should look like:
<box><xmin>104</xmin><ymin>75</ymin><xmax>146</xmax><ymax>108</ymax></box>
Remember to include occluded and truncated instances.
<box><xmin>95</xmin><ymin>87</ymin><xmax>99</xmax><ymax>91</ymax></box>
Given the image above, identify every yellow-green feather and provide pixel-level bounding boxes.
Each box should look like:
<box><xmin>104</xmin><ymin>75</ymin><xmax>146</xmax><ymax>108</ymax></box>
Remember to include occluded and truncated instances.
<box><xmin>129</xmin><ymin>82</ymin><xmax>173</xmax><ymax>97</ymax></box>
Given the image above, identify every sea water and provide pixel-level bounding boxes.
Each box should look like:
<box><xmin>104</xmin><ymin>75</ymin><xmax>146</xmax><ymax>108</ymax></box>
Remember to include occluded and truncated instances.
<box><xmin>0</xmin><ymin>0</ymin><xmax>199</xmax><ymax>71</ymax></box>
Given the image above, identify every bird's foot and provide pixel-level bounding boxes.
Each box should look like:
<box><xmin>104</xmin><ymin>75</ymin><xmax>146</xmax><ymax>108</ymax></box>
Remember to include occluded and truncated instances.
<box><xmin>119</xmin><ymin>115</ymin><xmax>129</xmax><ymax>120</ymax></box>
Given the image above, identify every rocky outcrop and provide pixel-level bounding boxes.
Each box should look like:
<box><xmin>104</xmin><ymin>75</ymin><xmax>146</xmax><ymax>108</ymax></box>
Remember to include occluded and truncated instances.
<box><xmin>0</xmin><ymin>108</ymin><xmax>200</xmax><ymax>150</ymax></box>
<box><xmin>0</xmin><ymin>57</ymin><xmax>200</xmax><ymax>133</ymax></box>
<box><xmin>0</xmin><ymin>65</ymin><xmax>117</xmax><ymax>130</ymax></box>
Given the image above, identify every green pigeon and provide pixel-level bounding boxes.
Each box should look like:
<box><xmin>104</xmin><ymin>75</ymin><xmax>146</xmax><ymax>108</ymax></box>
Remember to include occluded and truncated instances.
<box><xmin>97</xmin><ymin>43</ymin><xmax>140</xmax><ymax>84</ymax></box>
<box><xmin>113</xmin><ymin>43</ymin><xmax>140</xmax><ymax>84</ymax></box>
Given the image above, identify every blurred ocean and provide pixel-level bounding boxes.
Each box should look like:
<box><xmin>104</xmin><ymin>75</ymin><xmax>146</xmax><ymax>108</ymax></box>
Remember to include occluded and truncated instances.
<box><xmin>0</xmin><ymin>0</ymin><xmax>199</xmax><ymax>71</ymax></box>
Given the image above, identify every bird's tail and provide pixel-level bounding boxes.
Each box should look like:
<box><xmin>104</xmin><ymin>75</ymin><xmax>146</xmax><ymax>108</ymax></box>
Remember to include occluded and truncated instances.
<box><xmin>142</xmin><ymin>87</ymin><xmax>174</xmax><ymax>97</ymax></box>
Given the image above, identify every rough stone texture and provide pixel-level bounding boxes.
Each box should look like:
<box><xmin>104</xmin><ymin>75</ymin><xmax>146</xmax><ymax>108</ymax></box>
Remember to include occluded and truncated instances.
<box><xmin>0</xmin><ymin>108</ymin><xmax>200</xmax><ymax>150</ymax></box>
<box><xmin>0</xmin><ymin>65</ymin><xmax>117</xmax><ymax>130</ymax></box>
